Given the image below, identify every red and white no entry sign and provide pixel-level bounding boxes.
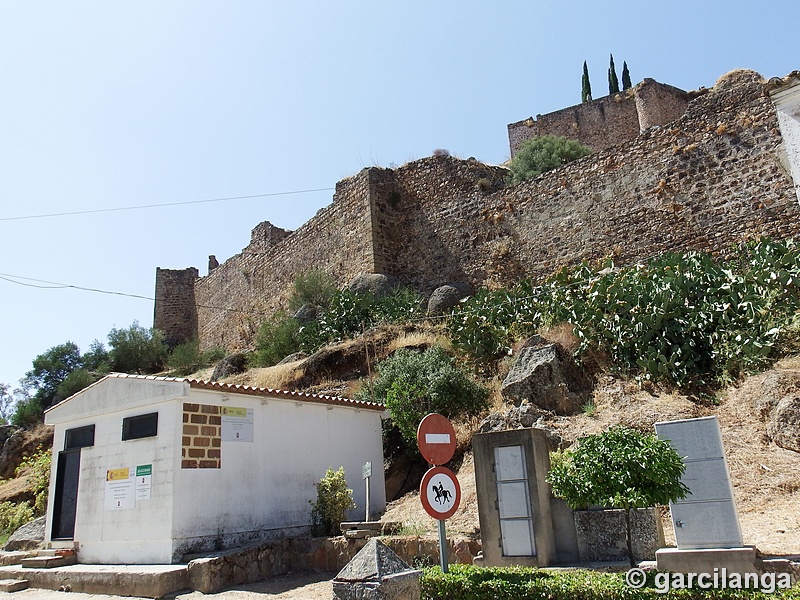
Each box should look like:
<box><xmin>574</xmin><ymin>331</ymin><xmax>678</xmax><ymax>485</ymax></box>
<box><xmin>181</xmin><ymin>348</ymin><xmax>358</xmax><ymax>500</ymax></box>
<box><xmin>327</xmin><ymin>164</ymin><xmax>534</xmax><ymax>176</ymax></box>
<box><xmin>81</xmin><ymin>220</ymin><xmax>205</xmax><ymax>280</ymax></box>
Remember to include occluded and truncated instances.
<box><xmin>417</xmin><ymin>413</ymin><xmax>456</xmax><ymax>466</ymax></box>
<box><xmin>420</xmin><ymin>466</ymin><xmax>461</xmax><ymax>521</ymax></box>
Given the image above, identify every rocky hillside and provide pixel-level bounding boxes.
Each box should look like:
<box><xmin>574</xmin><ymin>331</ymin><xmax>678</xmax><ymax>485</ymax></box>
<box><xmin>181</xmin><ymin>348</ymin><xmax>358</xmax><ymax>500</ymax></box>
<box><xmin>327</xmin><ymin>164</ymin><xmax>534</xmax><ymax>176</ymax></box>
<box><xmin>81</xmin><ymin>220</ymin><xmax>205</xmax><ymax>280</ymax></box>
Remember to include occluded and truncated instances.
<box><xmin>1</xmin><ymin>324</ymin><xmax>798</xmax><ymax>557</ymax></box>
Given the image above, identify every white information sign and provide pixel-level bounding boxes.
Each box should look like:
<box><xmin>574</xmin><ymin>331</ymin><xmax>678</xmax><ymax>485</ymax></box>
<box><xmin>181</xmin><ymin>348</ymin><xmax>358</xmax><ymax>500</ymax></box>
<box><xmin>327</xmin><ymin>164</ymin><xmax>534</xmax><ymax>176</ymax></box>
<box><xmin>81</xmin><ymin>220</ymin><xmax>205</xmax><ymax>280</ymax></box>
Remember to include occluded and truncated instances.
<box><xmin>135</xmin><ymin>464</ymin><xmax>152</xmax><ymax>500</ymax></box>
<box><xmin>221</xmin><ymin>407</ymin><xmax>254</xmax><ymax>442</ymax></box>
<box><xmin>105</xmin><ymin>468</ymin><xmax>135</xmax><ymax>510</ymax></box>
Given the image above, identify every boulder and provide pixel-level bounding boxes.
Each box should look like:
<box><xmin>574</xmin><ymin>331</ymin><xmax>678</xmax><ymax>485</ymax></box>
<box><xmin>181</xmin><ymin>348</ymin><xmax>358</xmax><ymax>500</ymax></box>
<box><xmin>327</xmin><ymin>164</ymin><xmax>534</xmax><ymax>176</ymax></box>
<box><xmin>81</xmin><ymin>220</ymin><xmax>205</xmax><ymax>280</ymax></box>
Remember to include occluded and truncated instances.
<box><xmin>767</xmin><ymin>394</ymin><xmax>800</xmax><ymax>453</ymax></box>
<box><xmin>426</xmin><ymin>283</ymin><xmax>472</xmax><ymax>316</ymax></box>
<box><xmin>348</xmin><ymin>273</ymin><xmax>398</xmax><ymax>298</ymax></box>
<box><xmin>292</xmin><ymin>303</ymin><xmax>322</xmax><ymax>324</ymax></box>
<box><xmin>500</xmin><ymin>340</ymin><xmax>590</xmax><ymax>415</ymax></box>
<box><xmin>4</xmin><ymin>516</ymin><xmax>45</xmax><ymax>551</ymax></box>
<box><xmin>277</xmin><ymin>351</ymin><xmax>308</xmax><ymax>365</ymax></box>
<box><xmin>209</xmin><ymin>353</ymin><xmax>248</xmax><ymax>382</ymax></box>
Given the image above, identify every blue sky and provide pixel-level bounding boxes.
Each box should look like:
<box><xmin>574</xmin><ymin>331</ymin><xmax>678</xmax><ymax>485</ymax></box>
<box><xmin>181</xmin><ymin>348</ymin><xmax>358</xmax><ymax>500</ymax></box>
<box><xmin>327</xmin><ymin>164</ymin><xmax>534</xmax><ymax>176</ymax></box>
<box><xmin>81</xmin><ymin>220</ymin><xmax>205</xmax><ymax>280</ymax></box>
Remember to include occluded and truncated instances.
<box><xmin>1</xmin><ymin>1</ymin><xmax>798</xmax><ymax>392</ymax></box>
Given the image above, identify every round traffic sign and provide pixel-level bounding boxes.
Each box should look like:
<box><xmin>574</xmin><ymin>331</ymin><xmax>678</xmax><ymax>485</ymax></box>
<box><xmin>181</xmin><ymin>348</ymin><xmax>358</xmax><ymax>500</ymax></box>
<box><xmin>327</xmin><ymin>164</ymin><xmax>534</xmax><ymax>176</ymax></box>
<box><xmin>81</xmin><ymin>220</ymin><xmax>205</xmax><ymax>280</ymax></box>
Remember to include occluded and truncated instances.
<box><xmin>420</xmin><ymin>466</ymin><xmax>461</xmax><ymax>521</ymax></box>
<box><xmin>417</xmin><ymin>413</ymin><xmax>456</xmax><ymax>466</ymax></box>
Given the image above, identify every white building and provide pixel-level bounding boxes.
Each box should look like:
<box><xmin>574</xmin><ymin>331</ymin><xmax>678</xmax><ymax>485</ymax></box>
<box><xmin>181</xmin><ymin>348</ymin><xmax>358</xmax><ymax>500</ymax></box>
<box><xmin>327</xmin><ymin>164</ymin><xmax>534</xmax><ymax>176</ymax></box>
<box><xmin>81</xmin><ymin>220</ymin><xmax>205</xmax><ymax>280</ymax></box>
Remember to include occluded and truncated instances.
<box><xmin>43</xmin><ymin>373</ymin><xmax>386</xmax><ymax>564</ymax></box>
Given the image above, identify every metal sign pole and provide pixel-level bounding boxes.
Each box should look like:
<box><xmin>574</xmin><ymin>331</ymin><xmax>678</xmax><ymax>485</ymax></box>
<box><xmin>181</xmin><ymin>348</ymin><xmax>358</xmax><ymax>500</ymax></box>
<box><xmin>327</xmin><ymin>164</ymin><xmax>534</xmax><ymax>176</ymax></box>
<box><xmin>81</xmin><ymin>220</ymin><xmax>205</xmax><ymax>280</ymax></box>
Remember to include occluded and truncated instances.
<box><xmin>365</xmin><ymin>475</ymin><xmax>370</xmax><ymax>522</ymax></box>
<box><xmin>438</xmin><ymin>519</ymin><xmax>448</xmax><ymax>573</ymax></box>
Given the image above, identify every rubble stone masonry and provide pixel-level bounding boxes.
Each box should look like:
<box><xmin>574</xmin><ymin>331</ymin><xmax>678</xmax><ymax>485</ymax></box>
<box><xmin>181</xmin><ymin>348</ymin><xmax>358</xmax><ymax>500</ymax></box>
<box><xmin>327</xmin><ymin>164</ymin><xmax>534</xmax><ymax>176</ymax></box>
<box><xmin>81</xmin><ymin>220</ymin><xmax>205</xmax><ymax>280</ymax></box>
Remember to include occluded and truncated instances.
<box><xmin>155</xmin><ymin>70</ymin><xmax>800</xmax><ymax>353</ymax></box>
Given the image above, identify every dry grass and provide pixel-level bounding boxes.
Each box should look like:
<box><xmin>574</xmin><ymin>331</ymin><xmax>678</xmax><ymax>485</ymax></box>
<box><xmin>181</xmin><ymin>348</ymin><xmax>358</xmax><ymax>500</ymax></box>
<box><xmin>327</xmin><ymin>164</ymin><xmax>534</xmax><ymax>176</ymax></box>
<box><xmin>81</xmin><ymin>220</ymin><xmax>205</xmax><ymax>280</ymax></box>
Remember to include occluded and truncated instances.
<box><xmin>222</xmin><ymin>362</ymin><xmax>305</xmax><ymax>390</ymax></box>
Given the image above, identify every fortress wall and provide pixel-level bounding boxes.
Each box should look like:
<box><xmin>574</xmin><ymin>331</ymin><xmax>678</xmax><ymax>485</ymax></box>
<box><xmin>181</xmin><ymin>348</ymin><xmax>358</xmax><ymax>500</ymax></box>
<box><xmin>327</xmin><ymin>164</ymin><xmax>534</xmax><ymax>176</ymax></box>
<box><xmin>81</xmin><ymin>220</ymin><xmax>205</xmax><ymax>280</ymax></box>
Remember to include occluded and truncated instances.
<box><xmin>508</xmin><ymin>79</ymin><xmax>693</xmax><ymax>157</ymax></box>
<box><xmin>191</xmin><ymin>168</ymin><xmax>378</xmax><ymax>350</ymax></box>
<box><xmin>375</xmin><ymin>72</ymin><xmax>799</xmax><ymax>293</ymax></box>
<box><xmin>156</xmin><ymin>71</ymin><xmax>800</xmax><ymax>354</ymax></box>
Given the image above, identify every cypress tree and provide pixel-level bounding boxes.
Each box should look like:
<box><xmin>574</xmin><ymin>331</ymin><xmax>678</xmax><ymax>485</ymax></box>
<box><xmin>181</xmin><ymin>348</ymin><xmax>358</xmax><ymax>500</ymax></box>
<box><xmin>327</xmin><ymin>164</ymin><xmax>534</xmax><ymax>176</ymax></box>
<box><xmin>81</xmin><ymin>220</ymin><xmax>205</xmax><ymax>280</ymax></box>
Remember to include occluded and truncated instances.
<box><xmin>622</xmin><ymin>61</ymin><xmax>632</xmax><ymax>90</ymax></box>
<box><xmin>582</xmin><ymin>61</ymin><xmax>592</xmax><ymax>103</ymax></box>
<box><xmin>608</xmin><ymin>54</ymin><xmax>620</xmax><ymax>94</ymax></box>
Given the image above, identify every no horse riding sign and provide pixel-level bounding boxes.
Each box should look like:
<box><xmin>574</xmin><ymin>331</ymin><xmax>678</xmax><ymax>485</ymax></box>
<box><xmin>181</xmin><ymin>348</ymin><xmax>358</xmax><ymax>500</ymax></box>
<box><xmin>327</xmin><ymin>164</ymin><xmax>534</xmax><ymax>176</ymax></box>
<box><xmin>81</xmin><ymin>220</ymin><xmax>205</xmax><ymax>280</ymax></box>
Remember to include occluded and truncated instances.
<box><xmin>420</xmin><ymin>465</ymin><xmax>461</xmax><ymax>520</ymax></box>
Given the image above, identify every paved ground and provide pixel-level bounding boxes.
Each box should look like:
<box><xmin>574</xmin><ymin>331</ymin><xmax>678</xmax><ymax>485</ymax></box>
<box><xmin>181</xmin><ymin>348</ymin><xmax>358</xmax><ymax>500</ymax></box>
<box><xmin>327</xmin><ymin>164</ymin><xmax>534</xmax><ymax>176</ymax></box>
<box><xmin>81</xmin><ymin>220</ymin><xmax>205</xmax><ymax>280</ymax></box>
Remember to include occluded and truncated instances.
<box><xmin>0</xmin><ymin>571</ymin><xmax>334</xmax><ymax>600</ymax></box>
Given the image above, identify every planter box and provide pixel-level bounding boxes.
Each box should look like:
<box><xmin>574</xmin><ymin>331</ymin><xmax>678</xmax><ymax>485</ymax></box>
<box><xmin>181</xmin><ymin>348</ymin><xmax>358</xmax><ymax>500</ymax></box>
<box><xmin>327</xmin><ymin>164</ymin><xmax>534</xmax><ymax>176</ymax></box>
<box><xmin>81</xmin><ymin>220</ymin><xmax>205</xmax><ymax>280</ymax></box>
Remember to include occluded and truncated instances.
<box><xmin>573</xmin><ymin>507</ymin><xmax>664</xmax><ymax>563</ymax></box>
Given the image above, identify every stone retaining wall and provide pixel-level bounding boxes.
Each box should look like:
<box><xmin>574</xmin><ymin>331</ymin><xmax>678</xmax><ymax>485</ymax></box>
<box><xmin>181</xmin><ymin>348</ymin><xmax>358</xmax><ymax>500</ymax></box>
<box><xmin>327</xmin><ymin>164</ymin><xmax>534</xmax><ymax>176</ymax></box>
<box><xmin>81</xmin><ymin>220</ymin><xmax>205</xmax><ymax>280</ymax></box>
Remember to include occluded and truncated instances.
<box><xmin>186</xmin><ymin>535</ymin><xmax>480</xmax><ymax>594</ymax></box>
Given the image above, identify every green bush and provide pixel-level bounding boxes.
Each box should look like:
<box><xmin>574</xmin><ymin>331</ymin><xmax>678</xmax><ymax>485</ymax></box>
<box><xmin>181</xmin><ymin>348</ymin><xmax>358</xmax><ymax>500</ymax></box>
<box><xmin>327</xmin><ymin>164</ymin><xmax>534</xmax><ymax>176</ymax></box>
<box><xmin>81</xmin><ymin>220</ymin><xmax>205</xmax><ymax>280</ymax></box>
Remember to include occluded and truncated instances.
<box><xmin>448</xmin><ymin>238</ymin><xmax>800</xmax><ymax>388</ymax></box>
<box><xmin>508</xmin><ymin>135</ymin><xmax>592</xmax><ymax>184</ymax></box>
<box><xmin>15</xmin><ymin>447</ymin><xmax>51</xmax><ymax>515</ymax></box>
<box><xmin>0</xmin><ymin>502</ymin><xmax>34</xmax><ymax>538</ymax></box>
<box><xmin>252</xmin><ymin>312</ymin><xmax>301</xmax><ymax>367</ymax></box>
<box><xmin>309</xmin><ymin>467</ymin><xmax>355</xmax><ymax>536</ymax></box>
<box><xmin>289</xmin><ymin>269</ymin><xmax>338</xmax><ymax>310</ymax></box>
<box><xmin>547</xmin><ymin>426</ymin><xmax>688</xmax><ymax>564</ymax></box>
<box><xmin>420</xmin><ymin>564</ymin><xmax>800</xmax><ymax>599</ymax></box>
<box><xmin>356</xmin><ymin>346</ymin><xmax>489</xmax><ymax>449</ymax></box>
<box><xmin>167</xmin><ymin>340</ymin><xmax>227</xmax><ymax>376</ymax></box>
<box><xmin>297</xmin><ymin>287</ymin><xmax>425</xmax><ymax>354</ymax></box>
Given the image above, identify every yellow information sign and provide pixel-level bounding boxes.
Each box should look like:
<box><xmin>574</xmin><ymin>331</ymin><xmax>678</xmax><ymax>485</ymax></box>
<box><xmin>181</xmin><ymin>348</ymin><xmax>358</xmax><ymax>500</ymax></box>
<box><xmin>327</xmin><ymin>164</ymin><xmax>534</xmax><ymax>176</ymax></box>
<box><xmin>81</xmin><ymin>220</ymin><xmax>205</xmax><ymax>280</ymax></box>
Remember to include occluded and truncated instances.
<box><xmin>107</xmin><ymin>468</ymin><xmax>130</xmax><ymax>481</ymax></box>
<box><xmin>221</xmin><ymin>406</ymin><xmax>247</xmax><ymax>418</ymax></box>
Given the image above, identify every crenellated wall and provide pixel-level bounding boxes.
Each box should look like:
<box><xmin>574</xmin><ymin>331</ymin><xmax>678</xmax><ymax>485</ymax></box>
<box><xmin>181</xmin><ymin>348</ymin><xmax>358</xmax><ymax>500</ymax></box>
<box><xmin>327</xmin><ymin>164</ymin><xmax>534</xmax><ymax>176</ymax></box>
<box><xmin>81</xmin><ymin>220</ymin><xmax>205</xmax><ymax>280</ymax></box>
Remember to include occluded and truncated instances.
<box><xmin>155</xmin><ymin>69</ymin><xmax>800</xmax><ymax>353</ymax></box>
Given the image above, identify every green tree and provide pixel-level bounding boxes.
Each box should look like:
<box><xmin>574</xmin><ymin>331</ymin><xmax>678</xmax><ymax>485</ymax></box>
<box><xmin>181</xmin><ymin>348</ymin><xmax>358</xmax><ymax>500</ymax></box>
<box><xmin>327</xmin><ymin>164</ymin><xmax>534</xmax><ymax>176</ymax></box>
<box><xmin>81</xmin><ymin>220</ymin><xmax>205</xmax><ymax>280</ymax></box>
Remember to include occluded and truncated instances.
<box><xmin>21</xmin><ymin>342</ymin><xmax>82</xmax><ymax>412</ymax></box>
<box><xmin>622</xmin><ymin>61</ymin><xmax>632</xmax><ymax>90</ymax></box>
<box><xmin>608</xmin><ymin>54</ymin><xmax>620</xmax><ymax>94</ymax></box>
<box><xmin>547</xmin><ymin>426</ymin><xmax>689</xmax><ymax>565</ymax></box>
<box><xmin>358</xmin><ymin>346</ymin><xmax>489</xmax><ymax>450</ymax></box>
<box><xmin>108</xmin><ymin>321</ymin><xmax>167</xmax><ymax>374</ymax></box>
<box><xmin>581</xmin><ymin>61</ymin><xmax>592</xmax><ymax>103</ymax></box>
<box><xmin>508</xmin><ymin>135</ymin><xmax>592</xmax><ymax>184</ymax></box>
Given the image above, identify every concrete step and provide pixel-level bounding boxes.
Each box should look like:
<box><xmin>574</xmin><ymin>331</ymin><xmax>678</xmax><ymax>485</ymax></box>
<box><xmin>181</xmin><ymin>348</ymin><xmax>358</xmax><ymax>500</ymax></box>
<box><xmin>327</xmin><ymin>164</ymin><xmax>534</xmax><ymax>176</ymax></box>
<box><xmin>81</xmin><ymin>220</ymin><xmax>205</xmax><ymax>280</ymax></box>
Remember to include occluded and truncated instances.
<box><xmin>0</xmin><ymin>579</ymin><xmax>29</xmax><ymax>592</ymax></box>
<box><xmin>341</xmin><ymin>521</ymin><xmax>382</xmax><ymax>531</ymax></box>
<box><xmin>0</xmin><ymin>552</ymin><xmax>39</xmax><ymax>567</ymax></box>
<box><xmin>0</xmin><ymin>564</ymin><xmax>189</xmax><ymax>599</ymax></box>
<box><xmin>20</xmin><ymin>554</ymin><xmax>78</xmax><ymax>569</ymax></box>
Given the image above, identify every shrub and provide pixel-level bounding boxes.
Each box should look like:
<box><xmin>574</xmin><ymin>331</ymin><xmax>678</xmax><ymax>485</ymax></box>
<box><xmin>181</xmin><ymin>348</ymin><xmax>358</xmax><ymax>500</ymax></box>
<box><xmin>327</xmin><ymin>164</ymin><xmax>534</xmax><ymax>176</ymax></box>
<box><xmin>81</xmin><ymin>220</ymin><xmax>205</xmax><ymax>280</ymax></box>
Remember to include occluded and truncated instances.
<box><xmin>0</xmin><ymin>502</ymin><xmax>34</xmax><ymax>538</ymax></box>
<box><xmin>508</xmin><ymin>135</ymin><xmax>591</xmax><ymax>184</ymax></box>
<box><xmin>309</xmin><ymin>467</ymin><xmax>355</xmax><ymax>536</ymax></box>
<box><xmin>297</xmin><ymin>287</ymin><xmax>425</xmax><ymax>354</ymax></box>
<box><xmin>167</xmin><ymin>340</ymin><xmax>227</xmax><ymax>376</ymax></box>
<box><xmin>15</xmin><ymin>446</ymin><xmax>51</xmax><ymax>515</ymax></box>
<box><xmin>289</xmin><ymin>269</ymin><xmax>338</xmax><ymax>311</ymax></box>
<box><xmin>252</xmin><ymin>312</ymin><xmax>301</xmax><ymax>367</ymax></box>
<box><xmin>357</xmin><ymin>346</ymin><xmax>489</xmax><ymax>450</ymax></box>
<box><xmin>547</xmin><ymin>426</ymin><xmax>688</xmax><ymax>565</ymax></box>
<box><xmin>420</xmin><ymin>564</ymin><xmax>798</xmax><ymax>599</ymax></box>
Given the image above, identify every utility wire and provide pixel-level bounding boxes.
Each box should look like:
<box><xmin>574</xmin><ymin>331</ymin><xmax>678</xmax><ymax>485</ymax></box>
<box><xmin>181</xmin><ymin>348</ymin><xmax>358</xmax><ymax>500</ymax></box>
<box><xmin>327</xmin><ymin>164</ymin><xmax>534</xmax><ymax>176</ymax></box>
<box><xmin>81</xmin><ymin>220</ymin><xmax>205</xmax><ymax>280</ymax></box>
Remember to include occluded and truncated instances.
<box><xmin>0</xmin><ymin>187</ymin><xmax>335</xmax><ymax>222</ymax></box>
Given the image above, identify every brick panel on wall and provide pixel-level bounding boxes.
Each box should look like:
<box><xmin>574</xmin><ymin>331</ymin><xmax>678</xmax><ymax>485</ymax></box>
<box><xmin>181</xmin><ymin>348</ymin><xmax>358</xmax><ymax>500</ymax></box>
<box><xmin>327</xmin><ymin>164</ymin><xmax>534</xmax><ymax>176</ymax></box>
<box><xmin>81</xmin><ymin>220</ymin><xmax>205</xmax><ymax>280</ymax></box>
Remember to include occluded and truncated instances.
<box><xmin>182</xmin><ymin>403</ymin><xmax>222</xmax><ymax>469</ymax></box>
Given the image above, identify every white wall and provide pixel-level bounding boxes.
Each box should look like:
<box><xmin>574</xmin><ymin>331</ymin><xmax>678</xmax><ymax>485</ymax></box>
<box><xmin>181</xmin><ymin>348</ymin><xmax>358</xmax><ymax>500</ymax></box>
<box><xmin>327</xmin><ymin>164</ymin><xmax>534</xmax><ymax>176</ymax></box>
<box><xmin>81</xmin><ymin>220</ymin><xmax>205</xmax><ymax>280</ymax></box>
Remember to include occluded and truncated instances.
<box><xmin>44</xmin><ymin>377</ymin><xmax>386</xmax><ymax>564</ymax></box>
<box><xmin>170</xmin><ymin>388</ymin><xmax>385</xmax><ymax>560</ymax></box>
<box><xmin>45</xmin><ymin>378</ymin><xmax>188</xmax><ymax>563</ymax></box>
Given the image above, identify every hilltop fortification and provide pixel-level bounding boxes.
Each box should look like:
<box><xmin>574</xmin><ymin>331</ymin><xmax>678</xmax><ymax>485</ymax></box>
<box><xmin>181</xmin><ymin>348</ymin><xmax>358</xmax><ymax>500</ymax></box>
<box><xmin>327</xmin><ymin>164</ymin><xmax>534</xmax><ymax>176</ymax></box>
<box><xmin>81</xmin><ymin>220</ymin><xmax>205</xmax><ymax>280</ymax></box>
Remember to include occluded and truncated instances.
<box><xmin>155</xmin><ymin>69</ymin><xmax>800</xmax><ymax>352</ymax></box>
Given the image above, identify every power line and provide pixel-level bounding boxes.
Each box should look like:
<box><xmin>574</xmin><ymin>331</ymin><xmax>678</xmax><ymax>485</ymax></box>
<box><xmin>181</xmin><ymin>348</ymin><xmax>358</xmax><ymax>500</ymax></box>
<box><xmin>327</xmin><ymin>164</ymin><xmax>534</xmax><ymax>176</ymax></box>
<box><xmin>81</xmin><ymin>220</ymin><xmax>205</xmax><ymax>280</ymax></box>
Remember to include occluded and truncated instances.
<box><xmin>0</xmin><ymin>187</ymin><xmax>335</xmax><ymax>222</ymax></box>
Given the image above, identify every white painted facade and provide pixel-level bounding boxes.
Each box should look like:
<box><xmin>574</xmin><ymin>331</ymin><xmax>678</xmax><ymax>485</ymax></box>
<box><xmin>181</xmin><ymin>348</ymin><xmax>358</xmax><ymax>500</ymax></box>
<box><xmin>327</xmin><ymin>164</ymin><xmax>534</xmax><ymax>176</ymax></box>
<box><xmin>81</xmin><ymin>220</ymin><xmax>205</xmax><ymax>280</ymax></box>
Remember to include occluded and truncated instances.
<box><xmin>771</xmin><ymin>79</ymin><xmax>800</xmax><ymax>204</ymax></box>
<box><xmin>43</xmin><ymin>374</ymin><xmax>386</xmax><ymax>564</ymax></box>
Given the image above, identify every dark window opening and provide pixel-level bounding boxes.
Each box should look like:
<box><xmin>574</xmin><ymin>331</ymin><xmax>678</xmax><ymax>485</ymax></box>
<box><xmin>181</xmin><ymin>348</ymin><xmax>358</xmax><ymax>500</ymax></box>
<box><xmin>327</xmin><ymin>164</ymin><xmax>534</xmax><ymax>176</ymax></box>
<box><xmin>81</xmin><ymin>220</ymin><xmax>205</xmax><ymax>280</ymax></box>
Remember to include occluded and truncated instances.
<box><xmin>65</xmin><ymin>425</ymin><xmax>95</xmax><ymax>450</ymax></box>
<box><xmin>122</xmin><ymin>412</ymin><xmax>158</xmax><ymax>441</ymax></box>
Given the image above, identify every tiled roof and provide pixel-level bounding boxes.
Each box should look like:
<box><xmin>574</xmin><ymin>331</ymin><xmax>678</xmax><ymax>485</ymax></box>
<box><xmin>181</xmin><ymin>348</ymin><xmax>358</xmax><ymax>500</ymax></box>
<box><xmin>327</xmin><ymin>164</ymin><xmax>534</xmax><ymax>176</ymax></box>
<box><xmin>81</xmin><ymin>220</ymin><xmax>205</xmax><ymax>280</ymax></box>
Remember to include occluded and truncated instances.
<box><xmin>101</xmin><ymin>373</ymin><xmax>385</xmax><ymax>411</ymax></box>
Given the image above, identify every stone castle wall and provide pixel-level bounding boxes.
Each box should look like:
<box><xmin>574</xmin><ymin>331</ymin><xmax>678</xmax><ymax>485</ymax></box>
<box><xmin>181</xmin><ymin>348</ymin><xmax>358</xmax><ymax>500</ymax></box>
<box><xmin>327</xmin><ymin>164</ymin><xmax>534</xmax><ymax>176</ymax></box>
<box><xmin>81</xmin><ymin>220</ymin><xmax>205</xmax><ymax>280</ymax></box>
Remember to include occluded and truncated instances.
<box><xmin>154</xmin><ymin>267</ymin><xmax>198</xmax><ymax>347</ymax></box>
<box><xmin>189</xmin><ymin>169</ymin><xmax>380</xmax><ymax>350</ymax></box>
<box><xmin>507</xmin><ymin>78</ymin><xmax>693</xmax><ymax>156</ymax></box>
<box><xmin>380</xmin><ymin>71</ymin><xmax>797</xmax><ymax>293</ymax></box>
<box><xmin>155</xmin><ymin>70</ymin><xmax>800</xmax><ymax>352</ymax></box>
